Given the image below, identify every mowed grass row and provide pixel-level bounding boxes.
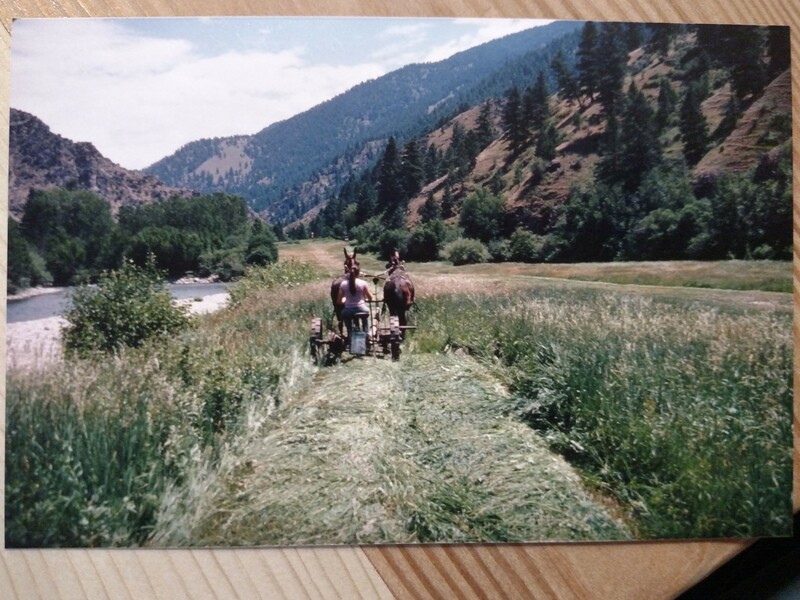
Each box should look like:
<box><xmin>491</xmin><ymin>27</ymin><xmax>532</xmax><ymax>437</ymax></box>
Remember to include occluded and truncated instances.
<box><xmin>152</xmin><ymin>353</ymin><xmax>628</xmax><ymax>546</ymax></box>
<box><xmin>408</xmin><ymin>283</ymin><xmax>793</xmax><ymax>538</ymax></box>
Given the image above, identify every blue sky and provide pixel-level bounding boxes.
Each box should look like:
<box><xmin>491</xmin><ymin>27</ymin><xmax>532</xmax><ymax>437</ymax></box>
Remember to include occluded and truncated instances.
<box><xmin>10</xmin><ymin>17</ymin><xmax>553</xmax><ymax>170</ymax></box>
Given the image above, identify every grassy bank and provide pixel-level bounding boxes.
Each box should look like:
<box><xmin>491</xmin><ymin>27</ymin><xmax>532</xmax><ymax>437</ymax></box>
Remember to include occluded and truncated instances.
<box><xmin>417</xmin><ymin>259</ymin><xmax>793</xmax><ymax>292</ymax></box>
<box><xmin>5</xmin><ymin>259</ymin><xmax>793</xmax><ymax>545</ymax></box>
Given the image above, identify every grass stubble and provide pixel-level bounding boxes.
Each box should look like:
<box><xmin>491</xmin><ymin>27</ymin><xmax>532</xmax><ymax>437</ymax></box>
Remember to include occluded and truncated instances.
<box><xmin>4</xmin><ymin>258</ymin><xmax>793</xmax><ymax>546</ymax></box>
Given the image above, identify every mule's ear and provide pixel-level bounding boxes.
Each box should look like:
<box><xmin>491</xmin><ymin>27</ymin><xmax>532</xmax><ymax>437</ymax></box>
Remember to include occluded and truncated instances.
<box><xmin>353</xmin><ymin>250</ymin><xmax>358</xmax><ymax>260</ymax></box>
<box><xmin>343</xmin><ymin>247</ymin><xmax>349</xmax><ymax>259</ymax></box>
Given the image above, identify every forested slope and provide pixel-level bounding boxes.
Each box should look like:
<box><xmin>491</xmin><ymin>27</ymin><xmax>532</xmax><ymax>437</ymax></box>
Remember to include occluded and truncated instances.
<box><xmin>308</xmin><ymin>22</ymin><xmax>792</xmax><ymax>264</ymax></box>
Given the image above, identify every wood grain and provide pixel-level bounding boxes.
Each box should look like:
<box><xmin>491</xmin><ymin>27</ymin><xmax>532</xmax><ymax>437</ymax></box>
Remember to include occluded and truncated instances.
<box><xmin>1</xmin><ymin>1</ymin><xmax>796</xmax><ymax>598</ymax></box>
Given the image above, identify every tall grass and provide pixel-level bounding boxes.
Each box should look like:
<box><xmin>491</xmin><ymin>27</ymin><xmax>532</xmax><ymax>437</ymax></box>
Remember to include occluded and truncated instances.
<box><xmin>5</xmin><ymin>262</ymin><xmax>328</xmax><ymax>547</ymax></box>
<box><xmin>6</xmin><ymin>262</ymin><xmax>792</xmax><ymax>545</ymax></box>
<box><xmin>411</xmin><ymin>287</ymin><xmax>793</xmax><ymax>538</ymax></box>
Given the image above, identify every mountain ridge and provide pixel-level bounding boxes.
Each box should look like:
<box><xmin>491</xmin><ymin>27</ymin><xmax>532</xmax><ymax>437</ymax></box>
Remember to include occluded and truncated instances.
<box><xmin>8</xmin><ymin>108</ymin><xmax>195</xmax><ymax>221</ymax></box>
<box><xmin>143</xmin><ymin>21</ymin><xmax>583</xmax><ymax>220</ymax></box>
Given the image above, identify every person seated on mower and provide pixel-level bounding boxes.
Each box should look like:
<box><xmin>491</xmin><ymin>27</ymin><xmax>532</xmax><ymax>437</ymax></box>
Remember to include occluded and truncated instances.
<box><xmin>385</xmin><ymin>249</ymin><xmax>403</xmax><ymax>275</ymax></box>
<box><xmin>337</xmin><ymin>264</ymin><xmax>373</xmax><ymax>337</ymax></box>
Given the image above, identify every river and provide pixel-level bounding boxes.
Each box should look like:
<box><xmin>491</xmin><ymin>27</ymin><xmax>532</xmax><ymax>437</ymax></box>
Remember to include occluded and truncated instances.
<box><xmin>6</xmin><ymin>283</ymin><xmax>230</xmax><ymax>323</ymax></box>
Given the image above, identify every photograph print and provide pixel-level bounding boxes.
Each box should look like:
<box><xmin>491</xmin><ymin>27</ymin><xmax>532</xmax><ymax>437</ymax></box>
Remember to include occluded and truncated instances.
<box><xmin>4</xmin><ymin>16</ymin><xmax>793</xmax><ymax>547</ymax></box>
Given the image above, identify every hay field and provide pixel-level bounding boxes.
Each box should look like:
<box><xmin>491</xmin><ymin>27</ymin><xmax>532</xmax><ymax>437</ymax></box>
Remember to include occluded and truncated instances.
<box><xmin>5</xmin><ymin>242</ymin><xmax>793</xmax><ymax>546</ymax></box>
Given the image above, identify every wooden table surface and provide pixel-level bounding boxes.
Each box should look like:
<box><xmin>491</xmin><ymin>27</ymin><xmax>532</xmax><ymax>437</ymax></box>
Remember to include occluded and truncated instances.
<box><xmin>1</xmin><ymin>1</ymin><xmax>797</xmax><ymax>598</ymax></box>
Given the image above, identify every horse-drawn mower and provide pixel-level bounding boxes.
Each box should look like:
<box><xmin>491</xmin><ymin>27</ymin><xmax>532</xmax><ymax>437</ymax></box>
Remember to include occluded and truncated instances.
<box><xmin>309</xmin><ymin>256</ymin><xmax>415</xmax><ymax>365</ymax></box>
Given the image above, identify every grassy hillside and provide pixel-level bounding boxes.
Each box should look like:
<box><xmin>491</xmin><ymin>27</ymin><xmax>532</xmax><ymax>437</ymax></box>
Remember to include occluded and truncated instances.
<box><xmin>308</xmin><ymin>24</ymin><xmax>791</xmax><ymax>269</ymax></box>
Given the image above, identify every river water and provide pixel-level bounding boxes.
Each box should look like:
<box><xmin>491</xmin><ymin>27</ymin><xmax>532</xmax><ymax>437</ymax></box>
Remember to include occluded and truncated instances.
<box><xmin>6</xmin><ymin>283</ymin><xmax>230</xmax><ymax>323</ymax></box>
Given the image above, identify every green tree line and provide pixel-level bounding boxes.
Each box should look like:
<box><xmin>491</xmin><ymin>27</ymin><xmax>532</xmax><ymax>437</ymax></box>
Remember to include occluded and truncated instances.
<box><xmin>8</xmin><ymin>190</ymin><xmax>281</xmax><ymax>292</ymax></box>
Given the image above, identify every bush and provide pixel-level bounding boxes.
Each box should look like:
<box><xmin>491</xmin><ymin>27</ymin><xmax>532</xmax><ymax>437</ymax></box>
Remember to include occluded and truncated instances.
<box><xmin>509</xmin><ymin>229</ymin><xmax>546</xmax><ymax>262</ymax></box>
<box><xmin>21</xmin><ymin>188</ymin><xmax>119</xmax><ymax>285</ymax></box>
<box><xmin>487</xmin><ymin>239</ymin><xmax>511</xmax><ymax>263</ymax></box>
<box><xmin>199</xmin><ymin>247</ymin><xmax>246</xmax><ymax>281</ymax></box>
<box><xmin>245</xmin><ymin>232</ymin><xmax>279</xmax><ymax>266</ymax></box>
<box><xmin>63</xmin><ymin>257</ymin><xmax>191</xmax><ymax>356</ymax></box>
<box><xmin>351</xmin><ymin>216</ymin><xmax>386</xmax><ymax>252</ymax></box>
<box><xmin>459</xmin><ymin>188</ymin><xmax>506</xmax><ymax>243</ymax></box>
<box><xmin>377</xmin><ymin>229</ymin><xmax>410</xmax><ymax>261</ymax></box>
<box><xmin>7</xmin><ymin>219</ymin><xmax>52</xmax><ymax>293</ymax></box>
<box><xmin>444</xmin><ymin>238</ymin><xmax>490</xmax><ymax>266</ymax></box>
<box><xmin>127</xmin><ymin>226</ymin><xmax>204</xmax><ymax>277</ymax></box>
<box><xmin>406</xmin><ymin>221</ymin><xmax>445</xmax><ymax>262</ymax></box>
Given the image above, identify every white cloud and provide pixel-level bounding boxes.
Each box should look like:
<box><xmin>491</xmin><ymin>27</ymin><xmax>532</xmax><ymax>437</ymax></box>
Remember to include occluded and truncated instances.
<box><xmin>379</xmin><ymin>22</ymin><xmax>433</xmax><ymax>39</ymax></box>
<box><xmin>11</xmin><ymin>19</ymin><xmax>386</xmax><ymax>169</ymax></box>
<box><xmin>423</xmin><ymin>19</ymin><xmax>553</xmax><ymax>63</ymax></box>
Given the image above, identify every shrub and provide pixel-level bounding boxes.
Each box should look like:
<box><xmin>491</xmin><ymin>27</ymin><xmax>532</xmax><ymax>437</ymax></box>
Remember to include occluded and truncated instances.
<box><xmin>459</xmin><ymin>188</ymin><xmax>506</xmax><ymax>243</ymax></box>
<box><xmin>7</xmin><ymin>219</ymin><xmax>52</xmax><ymax>293</ymax></box>
<box><xmin>351</xmin><ymin>216</ymin><xmax>387</xmax><ymax>252</ymax></box>
<box><xmin>444</xmin><ymin>238</ymin><xmax>490</xmax><ymax>266</ymax></box>
<box><xmin>245</xmin><ymin>232</ymin><xmax>279</xmax><ymax>266</ymax></box>
<box><xmin>406</xmin><ymin>221</ymin><xmax>445</xmax><ymax>262</ymax></box>
<box><xmin>377</xmin><ymin>229</ymin><xmax>410</xmax><ymax>261</ymax></box>
<box><xmin>63</xmin><ymin>257</ymin><xmax>191</xmax><ymax>356</ymax></box>
<box><xmin>487</xmin><ymin>239</ymin><xmax>511</xmax><ymax>262</ymax></box>
<box><xmin>127</xmin><ymin>226</ymin><xmax>204</xmax><ymax>277</ymax></box>
<box><xmin>529</xmin><ymin>159</ymin><xmax>547</xmax><ymax>187</ymax></box>
<box><xmin>199</xmin><ymin>247</ymin><xmax>246</xmax><ymax>281</ymax></box>
<box><xmin>509</xmin><ymin>229</ymin><xmax>546</xmax><ymax>262</ymax></box>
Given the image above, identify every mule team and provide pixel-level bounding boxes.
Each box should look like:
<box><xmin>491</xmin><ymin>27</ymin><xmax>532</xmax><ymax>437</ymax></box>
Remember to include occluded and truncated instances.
<box><xmin>330</xmin><ymin>248</ymin><xmax>415</xmax><ymax>342</ymax></box>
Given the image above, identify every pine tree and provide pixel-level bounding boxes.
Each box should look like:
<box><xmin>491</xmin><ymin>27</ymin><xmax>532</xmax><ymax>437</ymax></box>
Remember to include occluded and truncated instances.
<box><xmin>618</xmin><ymin>82</ymin><xmax>662</xmax><ymax>191</ymax></box>
<box><xmin>577</xmin><ymin>21</ymin><xmax>599</xmax><ymax>103</ymax></box>
<box><xmin>476</xmin><ymin>101</ymin><xmax>495</xmax><ymax>148</ymax></box>
<box><xmin>697</xmin><ymin>25</ymin><xmax>767</xmax><ymax>100</ymax></box>
<box><xmin>680</xmin><ymin>85</ymin><xmax>710</xmax><ymax>166</ymax></box>
<box><xmin>624</xmin><ymin>23</ymin><xmax>644</xmax><ymax>51</ymax></box>
<box><xmin>647</xmin><ymin>23</ymin><xmax>676</xmax><ymax>59</ymax></box>
<box><xmin>595</xmin><ymin>112</ymin><xmax>623</xmax><ymax>185</ymax></box>
<box><xmin>655</xmin><ymin>78</ymin><xmax>677</xmax><ymax>130</ymax></box>
<box><xmin>536</xmin><ymin>122</ymin><xmax>558</xmax><ymax>162</ymax></box>
<box><xmin>527</xmin><ymin>71</ymin><xmax>550</xmax><ymax>133</ymax></box>
<box><xmin>767</xmin><ymin>26</ymin><xmax>791</xmax><ymax>76</ymax></box>
<box><xmin>377</xmin><ymin>137</ymin><xmax>405</xmax><ymax>223</ymax></box>
<box><xmin>712</xmin><ymin>94</ymin><xmax>740</xmax><ymax>141</ymax></box>
<box><xmin>447</xmin><ymin>122</ymin><xmax>473</xmax><ymax>182</ymax></box>
<box><xmin>424</xmin><ymin>144</ymin><xmax>440</xmax><ymax>183</ymax></box>
<box><xmin>595</xmin><ymin>22</ymin><xmax>627</xmax><ymax>119</ymax></box>
<box><xmin>728</xmin><ymin>27</ymin><xmax>767</xmax><ymax>100</ymax></box>
<box><xmin>503</xmin><ymin>86</ymin><xmax>526</xmax><ymax>152</ymax></box>
<box><xmin>441</xmin><ymin>185</ymin><xmax>455</xmax><ymax>220</ymax></box>
<box><xmin>550</xmin><ymin>50</ymin><xmax>581</xmax><ymax>105</ymax></box>
<box><xmin>419</xmin><ymin>191</ymin><xmax>442</xmax><ymax>223</ymax></box>
<box><xmin>400</xmin><ymin>138</ymin><xmax>424</xmax><ymax>200</ymax></box>
<box><xmin>355</xmin><ymin>182</ymin><xmax>377</xmax><ymax>224</ymax></box>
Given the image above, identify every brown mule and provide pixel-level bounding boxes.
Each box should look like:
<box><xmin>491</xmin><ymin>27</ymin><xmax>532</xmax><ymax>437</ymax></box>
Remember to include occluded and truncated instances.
<box><xmin>382</xmin><ymin>250</ymin><xmax>415</xmax><ymax>335</ymax></box>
